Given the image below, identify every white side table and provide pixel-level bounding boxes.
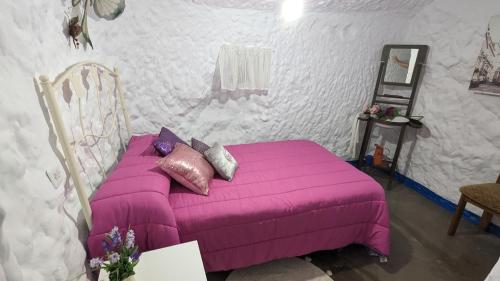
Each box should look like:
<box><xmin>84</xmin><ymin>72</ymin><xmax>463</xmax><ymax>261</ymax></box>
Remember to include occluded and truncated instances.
<box><xmin>98</xmin><ymin>241</ymin><xmax>207</xmax><ymax>281</ymax></box>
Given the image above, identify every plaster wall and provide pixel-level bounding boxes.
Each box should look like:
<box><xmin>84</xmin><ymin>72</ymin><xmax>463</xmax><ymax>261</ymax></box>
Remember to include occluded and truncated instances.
<box><xmin>0</xmin><ymin>1</ymin><xmax>124</xmax><ymax>280</ymax></box>
<box><xmin>102</xmin><ymin>0</ymin><xmax>420</xmax><ymax>155</ymax></box>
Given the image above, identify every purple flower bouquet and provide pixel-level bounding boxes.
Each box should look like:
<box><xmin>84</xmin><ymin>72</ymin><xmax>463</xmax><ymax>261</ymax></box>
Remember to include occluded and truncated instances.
<box><xmin>90</xmin><ymin>226</ymin><xmax>140</xmax><ymax>281</ymax></box>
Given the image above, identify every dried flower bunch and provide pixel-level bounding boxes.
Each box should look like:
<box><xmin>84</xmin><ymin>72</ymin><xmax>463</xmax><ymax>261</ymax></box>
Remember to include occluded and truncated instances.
<box><xmin>363</xmin><ymin>104</ymin><xmax>401</xmax><ymax>120</ymax></box>
<box><xmin>90</xmin><ymin>226</ymin><xmax>140</xmax><ymax>281</ymax></box>
<box><xmin>68</xmin><ymin>16</ymin><xmax>82</xmax><ymax>48</ymax></box>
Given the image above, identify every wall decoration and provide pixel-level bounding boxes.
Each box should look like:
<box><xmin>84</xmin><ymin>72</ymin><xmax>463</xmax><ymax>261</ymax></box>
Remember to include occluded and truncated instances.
<box><xmin>469</xmin><ymin>15</ymin><xmax>500</xmax><ymax>96</ymax></box>
<box><xmin>68</xmin><ymin>16</ymin><xmax>82</xmax><ymax>48</ymax></box>
<box><xmin>69</xmin><ymin>0</ymin><xmax>126</xmax><ymax>49</ymax></box>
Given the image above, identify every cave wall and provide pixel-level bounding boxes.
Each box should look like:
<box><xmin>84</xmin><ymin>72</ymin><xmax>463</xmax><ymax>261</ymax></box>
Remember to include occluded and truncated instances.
<box><xmin>0</xmin><ymin>1</ymin><xmax>113</xmax><ymax>280</ymax></box>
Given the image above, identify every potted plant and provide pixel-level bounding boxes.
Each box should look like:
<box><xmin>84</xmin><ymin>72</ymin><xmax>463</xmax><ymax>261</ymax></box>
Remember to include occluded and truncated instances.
<box><xmin>90</xmin><ymin>226</ymin><xmax>140</xmax><ymax>281</ymax></box>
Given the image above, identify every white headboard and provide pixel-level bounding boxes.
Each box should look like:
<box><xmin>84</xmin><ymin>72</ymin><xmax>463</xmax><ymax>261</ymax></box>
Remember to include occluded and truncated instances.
<box><xmin>38</xmin><ymin>61</ymin><xmax>132</xmax><ymax>230</ymax></box>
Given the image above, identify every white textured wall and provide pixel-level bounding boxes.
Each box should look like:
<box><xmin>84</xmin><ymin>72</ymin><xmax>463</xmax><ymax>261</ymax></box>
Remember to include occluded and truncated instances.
<box><xmin>4</xmin><ymin>0</ymin><xmax>496</xmax><ymax>280</ymax></box>
<box><xmin>373</xmin><ymin>0</ymin><xmax>500</xmax><ymax>218</ymax></box>
<box><xmin>0</xmin><ymin>1</ymin><xmax>112</xmax><ymax>280</ymax></box>
<box><xmin>101</xmin><ymin>0</ymin><xmax>422</xmax><ymax>156</ymax></box>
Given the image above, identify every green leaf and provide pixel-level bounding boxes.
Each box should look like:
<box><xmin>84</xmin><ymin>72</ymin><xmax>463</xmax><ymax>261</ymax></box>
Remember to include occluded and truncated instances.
<box><xmin>80</xmin><ymin>1</ymin><xmax>94</xmax><ymax>49</ymax></box>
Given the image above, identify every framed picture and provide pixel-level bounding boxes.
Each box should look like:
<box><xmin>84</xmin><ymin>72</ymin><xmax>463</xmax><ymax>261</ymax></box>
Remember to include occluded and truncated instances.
<box><xmin>469</xmin><ymin>15</ymin><xmax>500</xmax><ymax>96</ymax></box>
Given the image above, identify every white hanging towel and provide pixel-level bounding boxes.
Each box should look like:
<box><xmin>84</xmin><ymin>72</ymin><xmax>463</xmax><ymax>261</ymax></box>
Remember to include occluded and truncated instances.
<box><xmin>347</xmin><ymin>113</ymin><xmax>362</xmax><ymax>160</ymax></box>
<box><xmin>218</xmin><ymin>44</ymin><xmax>271</xmax><ymax>91</ymax></box>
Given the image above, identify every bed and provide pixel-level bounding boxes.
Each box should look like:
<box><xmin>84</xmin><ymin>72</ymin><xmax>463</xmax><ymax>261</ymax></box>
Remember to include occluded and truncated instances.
<box><xmin>39</xmin><ymin>62</ymin><xmax>390</xmax><ymax>272</ymax></box>
<box><xmin>87</xmin><ymin>135</ymin><xmax>390</xmax><ymax>271</ymax></box>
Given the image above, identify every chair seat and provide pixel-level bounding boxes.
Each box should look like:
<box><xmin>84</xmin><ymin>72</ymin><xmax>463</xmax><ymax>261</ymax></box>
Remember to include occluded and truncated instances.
<box><xmin>460</xmin><ymin>183</ymin><xmax>500</xmax><ymax>214</ymax></box>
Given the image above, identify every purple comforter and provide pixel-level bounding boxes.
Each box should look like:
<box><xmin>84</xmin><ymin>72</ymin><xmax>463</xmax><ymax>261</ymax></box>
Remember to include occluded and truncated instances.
<box><xmin>88</xmin><ymin>136</ymin><xmax>390</xmax><ymax>272</ymax></box>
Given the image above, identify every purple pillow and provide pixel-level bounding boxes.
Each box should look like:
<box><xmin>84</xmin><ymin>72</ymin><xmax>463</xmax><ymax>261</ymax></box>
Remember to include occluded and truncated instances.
<box><xmin>159</xmin><ymin>127</ymin><xmax>187</xmax><ymax>145</ymax></box>
<box><xmin>154</xmin><ymin>127</ymin><xmax>187</xmax><ymax>155</ymax></box>
<box><xmin>153</xmin><ymin>140</ymin><xmax>173</xmax><ymax>157</ymax></box>
<box><xmin>191</xmin><ymin>138</ymin><xmax>211</xmax><ymax>155</ymax></box>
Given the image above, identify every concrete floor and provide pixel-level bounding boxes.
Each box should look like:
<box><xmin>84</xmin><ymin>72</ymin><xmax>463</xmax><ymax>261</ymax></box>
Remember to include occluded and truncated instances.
<box><xmin>206</xmin><ymin>169</ymin><xmax>500</xmax><ymax>281</ymax></box>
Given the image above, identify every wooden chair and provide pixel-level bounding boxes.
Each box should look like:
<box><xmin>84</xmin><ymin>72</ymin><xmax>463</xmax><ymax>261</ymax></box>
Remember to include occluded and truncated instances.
<box><xmin>448</xmin><ymin>174</ymin><xmax>500</xmax><ymax>235</ymax></box>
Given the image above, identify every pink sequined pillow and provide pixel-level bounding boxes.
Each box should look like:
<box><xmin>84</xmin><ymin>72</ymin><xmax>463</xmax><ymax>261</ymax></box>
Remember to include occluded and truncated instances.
<box><xmin>157</xmin><ymin>143</ymin><xmax>214</xmax><ymax>195</ymax></box>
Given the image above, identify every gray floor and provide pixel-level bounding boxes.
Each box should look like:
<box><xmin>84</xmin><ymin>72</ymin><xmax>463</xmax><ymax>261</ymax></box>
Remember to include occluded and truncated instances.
<box><xmin>206</xmin><ymin>168</ymin><xmax>500</xmax><ymax>281</ymax></box>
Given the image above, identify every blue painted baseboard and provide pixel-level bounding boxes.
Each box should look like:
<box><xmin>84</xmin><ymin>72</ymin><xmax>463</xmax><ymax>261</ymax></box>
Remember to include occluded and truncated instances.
<box><xmin>348</xmin><ymin>156</ymin><xmax>500</xmax><ymax>237</ymax></box>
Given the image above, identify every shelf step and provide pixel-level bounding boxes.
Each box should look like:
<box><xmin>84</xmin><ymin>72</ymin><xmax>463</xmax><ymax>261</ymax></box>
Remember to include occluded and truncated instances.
<box><xmin>374</xmin><ymin>99</ymin><xmax>410</xmax><ymax>106</ymax></box>
<box><xmin>376</xmin><ymin>94</ymin><xmax>411</xmax><ymax>100</ymax></box>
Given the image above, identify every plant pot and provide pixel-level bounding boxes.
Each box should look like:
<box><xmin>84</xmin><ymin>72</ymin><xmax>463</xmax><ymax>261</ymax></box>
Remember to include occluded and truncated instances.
<box><xmin>122</xmin><ymin>276</ymin><xmax>136</xmax><ymax>281</ymax></box>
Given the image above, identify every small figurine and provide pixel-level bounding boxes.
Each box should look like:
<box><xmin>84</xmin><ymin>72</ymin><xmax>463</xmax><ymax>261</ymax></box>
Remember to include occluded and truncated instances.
<box><xmin>373</xmin><ymin>144</ymin><xmax>384</xmax><ymax>166</ymax></box>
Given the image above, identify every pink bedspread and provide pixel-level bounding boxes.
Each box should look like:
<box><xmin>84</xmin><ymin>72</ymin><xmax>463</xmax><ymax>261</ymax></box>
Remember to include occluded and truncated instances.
<box><xmin>87</xmin><ymin>135</ymin><xmax>180</xmax><ymax>257</ymax></box>
<box><xmin>88</xmin><ymin>136</ymin><xmax>390</xmax><ymax>272</ymax></box>
<box><xmin>171</xmin><ymin>140</ymin><xmax>389</xmax><ymax>271</ymax></box>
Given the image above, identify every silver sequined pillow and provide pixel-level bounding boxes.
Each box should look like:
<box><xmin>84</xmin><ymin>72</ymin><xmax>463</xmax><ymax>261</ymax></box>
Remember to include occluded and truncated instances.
<box><xmin>204</xmin><ymin>143</ymin><xmax>238</xmax><ymax>181</ymax></box>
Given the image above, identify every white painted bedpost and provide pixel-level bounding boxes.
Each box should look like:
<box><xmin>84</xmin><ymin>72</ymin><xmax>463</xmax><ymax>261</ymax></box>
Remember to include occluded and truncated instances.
<box><xmin>113</xmin><ymin>67</ymin><xmax>132</xmax><ymax>137</ymax></box>
<box><xmin>39</xmin><ymin>75</ymin><xmax>93</xmax><ymax>230</ymax></box>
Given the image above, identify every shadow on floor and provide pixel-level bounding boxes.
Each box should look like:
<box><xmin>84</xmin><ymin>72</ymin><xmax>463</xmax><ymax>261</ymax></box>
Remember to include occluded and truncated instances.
<box><xmin>207</xmin><ymin>169</ymin><xmax>500</xmax><ymax>281</ymax></box>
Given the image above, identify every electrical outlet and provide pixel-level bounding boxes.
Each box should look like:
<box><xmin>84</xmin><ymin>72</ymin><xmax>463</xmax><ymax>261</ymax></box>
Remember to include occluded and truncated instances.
<box><xmin>46</xmin><ymin>168</ymin><xmax>64</xmax><ymax>189</ymax></box>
